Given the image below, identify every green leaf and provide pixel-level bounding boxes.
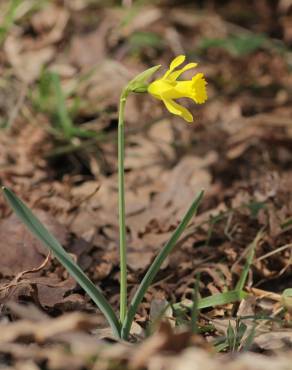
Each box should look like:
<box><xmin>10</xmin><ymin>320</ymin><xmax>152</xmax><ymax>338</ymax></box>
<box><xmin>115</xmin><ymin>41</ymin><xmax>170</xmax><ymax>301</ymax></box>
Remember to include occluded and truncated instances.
<box><xmin>214</xmin><ymin>341</ymin><xmax>229</xmax><ymax>352</ymax></box>
<box><xmin>129</xmin><ymin>31</ymin><xmax>164</xmax><ymax>54</ymax></box>
<box><xmin>175</xmin><ymin>290</ymin><xmax>248</xmax><ymax>311</ymax></box>
<box><xmin>33</xmin><ymin>71</ymin><xmax>95</xmax><ymax>140</ymax></box>
<box><xmin>245</xmin><ymin>201</ymin><xmax>266</xmax><ymax>219</ymax></box>
<box><xmin>281</xmin><ymin>217</ymin><xmax>292</xmax><ymax>230</ymax></box>
<box><xmin>199</xmin><ymin>34</ymin><xmax>267</xmax><ymax>57</ymax></box>
<box><xmin>0</xmin><ymin>0</ymin><xmax>22</xmax><ymax>45</ymax></box>
<box><xmin>190</xmin><ymin>274</ymin><xmax>200</xmax><ymax>334</ymax></box>
<box><xmin>235</xmin><ymin>230</ymin><xmax>263</xmax><ymax>292</ymax></box>
<box><xmin>51</xmin><ymin>73</ymin><xmax>75</xmax><ymax>139</ymax></box>
<box><xmin>242</xmin><ymin>323</ymin><xmax>257</xmax><ymax>351</ymax></box>
<box><xmin>200</xmin><ymin>290</ymin><xmax>248</xmax><ymax>308</ymax></box>
<box><xmin>227</xmin><ymin>321</ymin><xmax>236</xmax><ymax>351</ymax></box>
<box><xmin>2</xmin><ymin>187</ymin><xmax>121</xmax><ymax>338</ymax></box>
<box><xmin>121</xmin><ymin>190</ymin><xmax>204</xmax><ymax>339</ymax></box>
<box><xmin>282</xmin><ymin>288</ymin><xmax>292</xmax><ymax>313</ymax></box>
<box><xmin>283</xmin><ymin>288</ymin><xmax>292</xmax><ymax>297</ymax></box>
<box><xmin>237</xmin><ymin>321</ymin><xmax>248</xmax><ymax>343</ymax></box>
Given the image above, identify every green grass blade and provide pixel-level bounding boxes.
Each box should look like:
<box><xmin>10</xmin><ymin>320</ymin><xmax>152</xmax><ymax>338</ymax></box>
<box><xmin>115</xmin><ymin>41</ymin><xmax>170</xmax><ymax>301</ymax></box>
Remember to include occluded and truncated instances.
<box><xmin>235</xmin><ymin>230</ymin><xmax>263</xmax><ymax>292</ymax></box>
<box><xmin>2</xmin><ymin>187</ymin><xmax>121</xmax><ymax>337</ymax></box>
<box><xmin>242</xmin><ymin>323</ymin><xmax>257</xmax><ymax>351</ymax></box>
<box><xmin>175</xmin><ymin>289</ymin><xmax>248</xmax><ymax>311</ymax></box>
<box><xmin>227</xmin><ymin>321</ymin><xmax>236</xmax><ymax>352</ymax></box>
<box><xmin>198</xmin><ymin>290</ymin><xmax>248</xmax><ymax>309</ymax></box>
<box><xmin>0</xmin><ymin>0</ymin><xmax>21</xmax><ymax>45</ymax></box>
<box><xmin>214</xmin><ymin>341</ymin><xmax>229</xmax><ymax>352</ymax></box>
<box><xmin>121</xmin><ymin>190</ymin><xmax>204</xmax><ymax>339</ymax></box>
<box><xmin>51</xmin><ymin>73</ymin><xmax>74</xmax><ymax>139</ymax></box>
<box><xmin>190</xmin><ymin>274</ymin><xmax>200</xmax><ymax>334</ymax></box>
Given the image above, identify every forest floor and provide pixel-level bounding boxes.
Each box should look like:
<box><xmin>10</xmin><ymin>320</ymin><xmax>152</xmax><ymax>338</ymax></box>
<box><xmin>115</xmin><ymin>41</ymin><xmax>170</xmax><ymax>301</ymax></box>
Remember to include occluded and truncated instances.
<box><xmin>0</xmin><ymin>1</ymin><xmax>292</xmax><ymax>369</ymax></box>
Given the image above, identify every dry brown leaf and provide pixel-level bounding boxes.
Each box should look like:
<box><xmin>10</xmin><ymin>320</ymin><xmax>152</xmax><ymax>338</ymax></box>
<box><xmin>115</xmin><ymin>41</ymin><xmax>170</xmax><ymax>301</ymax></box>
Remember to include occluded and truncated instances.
<box><xmin>0</xmin><ymin>212</ymin><xmax>68</xmax><ymax>277</ymax></box>
<box><xmin>0</xmin><ymin>312</ymin><xmax>101</xmax><ymax>344</ymax></box>
<box><xmin>254</xmin><ymin>330</ymin><xmax>292</xmax><ymax>351</ymax></box>
<box><xmin>4</xmin><ymin>4</ymin><xmax>68</xmax><ymax>82</ymax></box>
<box><xmin>69</xmin><ymin>21</ymin><xmax>110</xmax><ymax>68</ymax></box>
<box><xmin>130</xmin><ymin>322</ymin><xmax>192</xmax><ymax>369</ymax></box>
<box><xmin>4</xmin><ymin>36</ymin><xmax>55</xmax><ymax>83</ymax></box>
<box><xmin>30</xmin><ymin>4</ymin><xmax>69</xmax><ymax>47</ymax></box>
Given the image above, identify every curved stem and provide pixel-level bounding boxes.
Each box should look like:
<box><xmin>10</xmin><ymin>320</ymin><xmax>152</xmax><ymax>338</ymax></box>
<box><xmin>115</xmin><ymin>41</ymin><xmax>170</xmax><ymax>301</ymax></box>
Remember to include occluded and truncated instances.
<box><xmin>118</xmin><ymin>89</ymin><xmax>128</xmax><ymax>324</ymax></box>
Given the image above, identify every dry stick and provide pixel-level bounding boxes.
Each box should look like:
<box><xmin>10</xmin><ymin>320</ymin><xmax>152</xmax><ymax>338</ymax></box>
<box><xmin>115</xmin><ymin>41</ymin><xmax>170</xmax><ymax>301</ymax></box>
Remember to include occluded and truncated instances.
<box><xmin>0</xmin><ymin>252</ymin><xmax>51</xmax><ymax>293</ymax></box>
<box><xmin>257</xmin><ymin>243</ymin><xmax>292</xmax><ymax>261</ymax></box>
<box><xmin>7</xmin><ymin>83</ymin><xmax>28</xmax><ymax>130</ymax></box>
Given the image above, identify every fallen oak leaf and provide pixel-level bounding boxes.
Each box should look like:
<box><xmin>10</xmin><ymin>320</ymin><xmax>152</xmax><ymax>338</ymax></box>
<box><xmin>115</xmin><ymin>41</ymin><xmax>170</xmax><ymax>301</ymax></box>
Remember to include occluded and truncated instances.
<box><xmin>0</xmin><ymin>212</ymin><xmax>68</xmax><ymax>277</ymax></box>
<box><xmin>0</xmin><ymin>252</ymin><xmax>50</xmax><ymax>297</ymax></box>
<box><xmin>130</xmin><ymin>321</ymin><xmax>192</xmax><ymax>369</ymax></box>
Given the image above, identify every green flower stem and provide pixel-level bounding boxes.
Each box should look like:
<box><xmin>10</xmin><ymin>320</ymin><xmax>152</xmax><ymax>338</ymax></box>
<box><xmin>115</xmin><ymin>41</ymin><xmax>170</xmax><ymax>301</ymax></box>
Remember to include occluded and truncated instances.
<box><xmin>121</xmin><ymin>190</ymin><xmax>204</xmax><ymax>340</ymax></box>
<box><xmin>118</xmin><ymin>89</ymin><xmax>128</xmax><ymax>324</ymax></box>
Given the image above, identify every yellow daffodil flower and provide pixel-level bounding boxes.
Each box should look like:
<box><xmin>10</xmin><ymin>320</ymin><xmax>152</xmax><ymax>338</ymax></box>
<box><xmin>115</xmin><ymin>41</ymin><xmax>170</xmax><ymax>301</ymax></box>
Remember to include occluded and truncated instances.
<box><xmin>148</xmin><ymin>55</ymin><xmax>207</xmax><ymax>122</ymax></box>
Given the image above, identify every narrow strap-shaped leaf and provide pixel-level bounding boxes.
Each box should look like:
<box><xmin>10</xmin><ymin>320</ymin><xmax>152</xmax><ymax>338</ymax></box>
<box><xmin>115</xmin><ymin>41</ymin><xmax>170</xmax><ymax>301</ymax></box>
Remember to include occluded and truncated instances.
<box><xmin>190</xmin><ymin>274</ymin><xmax>200</xmax><ymax>334</ymax></box>
<box><xmin>174</xmin><ymin>289</ymin><xmax>248</xmax><ymax>311</ymax></box>
<box><xmin>235</xmin><ymin>229</ymin><xmax>264</xmax><ymax>292</ymax></box>
<box><xmin>2</xmin><ymin>187</ymin><xmax>121</xmax><ymax>337</ymax></box>
<box><xmin>198</xmin><ymin>289</ymin><xmax>247</xmax><ymax>308</ymax></box>
<box><xmin>121</xmin><ymin>190</ymin><xmax>204</xmax><ymax>339</ymax></box>
<box><xmin>51</xmin><ymin>72</ymin><xmax>73</xmax><ymax>139</ymax></box>
<box><xmin>173</xmin><ymin>290</ymin><xmax>248</xmax><ymax>316</ymax></box>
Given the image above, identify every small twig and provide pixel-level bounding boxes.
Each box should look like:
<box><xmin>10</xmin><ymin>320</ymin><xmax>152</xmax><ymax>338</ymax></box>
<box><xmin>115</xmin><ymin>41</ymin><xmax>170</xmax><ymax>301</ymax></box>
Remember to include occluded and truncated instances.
<box><xmin>249</xmin><ymin>287</ymin><xmax>281</xmax><ymax>302</ymax></box>
<box><xmin>257</xmin><ymin>243</ymin><xmax>292</xmax><ymax>261</ymax></box>
<box><xmin>0</xmin><ymin>253</ymin><xmax>51</xmax><ymax>293</ymax></box>
<box><xmin>7</xmin><ymin>83</ymin><xmax>28</xmax><ymax>131</ymax></box>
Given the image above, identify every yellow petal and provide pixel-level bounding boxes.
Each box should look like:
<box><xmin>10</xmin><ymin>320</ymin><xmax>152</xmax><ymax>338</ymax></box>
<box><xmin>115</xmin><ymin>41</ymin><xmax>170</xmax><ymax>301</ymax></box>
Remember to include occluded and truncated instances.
<box><xmin>162</xmin><ymin>98</ymin><xmax>194</xmax><ymax>122</ymax></box>
<box><xmin>163</xmin><ymin>55</ymin><xmax>186</xmax><ymax>79</ymax></box>
<box><xmin>192</xmin><ymin>73</ymin><xmax>208</xmax><ymax>104</ymax></box>
<box><xmin>169</xmin><ymin>55</ymin><xmax>186</xmax><ymax>71</ymax></box>
<box><xmin>168</xmin><ymin>62</ymin><xmax>198</xmax><ymax>81</ymax></box>
<box><xmin>148</xmin><ymin>79</ymin><xmax>174</xmax><ymax>99</ymax></box>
